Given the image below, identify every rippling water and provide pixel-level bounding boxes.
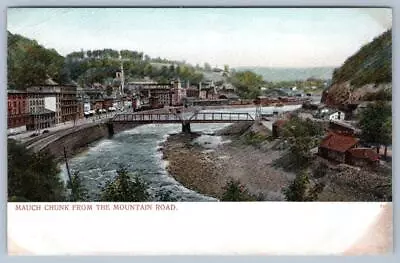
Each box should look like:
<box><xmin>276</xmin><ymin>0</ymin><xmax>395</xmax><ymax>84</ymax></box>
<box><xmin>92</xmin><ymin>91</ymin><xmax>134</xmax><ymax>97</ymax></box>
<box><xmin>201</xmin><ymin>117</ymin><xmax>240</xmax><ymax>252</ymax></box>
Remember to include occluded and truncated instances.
<box><xmin>59</xmin><ymin>104</ymin><xmax>304</xmax><ymax>201</ymax></box>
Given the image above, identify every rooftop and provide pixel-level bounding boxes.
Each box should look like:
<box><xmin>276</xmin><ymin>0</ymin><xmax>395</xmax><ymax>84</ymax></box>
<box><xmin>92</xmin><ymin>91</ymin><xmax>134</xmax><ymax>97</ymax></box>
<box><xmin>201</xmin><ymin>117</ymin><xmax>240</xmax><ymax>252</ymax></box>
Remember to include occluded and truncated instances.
<box><xmin>319</xmin><ymin>132</ymin><xmax>359</xmax><ymax>153</ymax></box>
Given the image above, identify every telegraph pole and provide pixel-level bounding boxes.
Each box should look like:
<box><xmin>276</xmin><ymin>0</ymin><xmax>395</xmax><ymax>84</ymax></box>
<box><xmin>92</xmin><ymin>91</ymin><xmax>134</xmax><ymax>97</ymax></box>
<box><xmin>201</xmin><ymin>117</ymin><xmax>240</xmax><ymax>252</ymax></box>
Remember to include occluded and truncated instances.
<box><xmin>254</xmin><ymin>97</ymin><xmax>262</xmax><ymax>121</ymax></box>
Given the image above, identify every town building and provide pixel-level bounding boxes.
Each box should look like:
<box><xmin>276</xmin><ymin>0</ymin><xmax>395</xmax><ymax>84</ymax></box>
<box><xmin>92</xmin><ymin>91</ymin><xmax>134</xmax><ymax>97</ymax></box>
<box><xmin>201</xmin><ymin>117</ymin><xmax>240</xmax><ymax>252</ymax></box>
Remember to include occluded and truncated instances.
<box><xmin>134</xmin><ymin>82</ymin><xmax>173</xmax><ymax>107</ymax></box>
<box><xmin>316</xmin><ymin>107</ymin><xmax>346</xmax><ymax>121</ymax></box>
<box><xmin>27</xmin><ymin>84</ymin><xmax>78</xmax><ymax>124</ymax></box>
<box><xmin>185</xmin><ymin>87</ymin><xmax>200</xmax><ymax>98</ymax></box>
<box><xmin>60</xmin><ymin>85</ymin><xmax>78</xmax><ymax>122</ymax></box>
<box><xmin>318</xmin><ymin>132</ymin><xmax>359</xmax><ymax>163</ymax></box>
<box><xmin>26</xmin><ymin>109</ymin><xmax>56</xmax><ymax>131</ymax></box>
<box><xmin>7</xmin><ymin>90</ymin><xmax>30</xmax><ymax>134</ymax></box>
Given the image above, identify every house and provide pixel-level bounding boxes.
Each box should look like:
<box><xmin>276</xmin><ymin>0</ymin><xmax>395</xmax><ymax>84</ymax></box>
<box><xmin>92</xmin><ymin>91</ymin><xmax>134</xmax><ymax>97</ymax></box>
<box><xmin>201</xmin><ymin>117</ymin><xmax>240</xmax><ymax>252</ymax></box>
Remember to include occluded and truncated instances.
<box><xmin>329</xmin><ymin>120</ymin><xmax>361</xmax><ymax>135</ymax></box>
<box><xmin>316</xmin><ymin>107</ymin><xmax>346</xmax><ymax>121</ymax></box>
<box><xmin>318</xmin><ymin>132</ymin><xmax>359</xmax><ymax>163</ymax></box>
<box><xmin>272</xmin><ymin>119</ymin><xmax>287</xmax><ymax>138</ymax></box>
<box><xmin>328</xmin><ymin>110</ymin><xmax>345</xmax><ymax>121</ymax></box>
<box><xmin>347</xmin><ymin>148</ymin><xmax>380</xmax><ymax>167</ymax></box>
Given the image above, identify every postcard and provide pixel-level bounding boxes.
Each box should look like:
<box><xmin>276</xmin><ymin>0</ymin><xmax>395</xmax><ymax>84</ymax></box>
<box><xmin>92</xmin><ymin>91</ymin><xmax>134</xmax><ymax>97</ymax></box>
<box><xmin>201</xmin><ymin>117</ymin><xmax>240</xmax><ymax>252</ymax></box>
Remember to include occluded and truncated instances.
<box><xmin>6</xmin><ymin>7</ymin><xmax>392</xmax><ymax>255</ymax></box>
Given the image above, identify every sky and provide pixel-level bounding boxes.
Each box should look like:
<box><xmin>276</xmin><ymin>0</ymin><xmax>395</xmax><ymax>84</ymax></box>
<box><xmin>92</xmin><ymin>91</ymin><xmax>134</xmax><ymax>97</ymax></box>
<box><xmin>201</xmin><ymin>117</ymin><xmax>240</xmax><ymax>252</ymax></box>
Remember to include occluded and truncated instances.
<box><xmin>7</xmin><ymin>8</ymin><xmax>392</xmax><ymax>68</ymax></box>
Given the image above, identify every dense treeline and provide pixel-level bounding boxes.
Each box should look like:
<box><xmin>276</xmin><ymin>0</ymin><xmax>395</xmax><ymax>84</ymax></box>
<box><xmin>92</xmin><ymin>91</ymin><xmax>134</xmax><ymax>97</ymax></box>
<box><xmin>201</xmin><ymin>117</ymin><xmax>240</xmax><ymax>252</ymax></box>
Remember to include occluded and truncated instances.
<box><xmin>65</xmin><ymin>48</ymin><xmax>207</xmax><ymax>86</ymax></box>
<box><xmin>332</xmin><ymin>29</ymin><xmax>392</xmax><ymax>87</ymax></box>
<box><xmin>7</xmin><ymin>31</ymin><xmax>207</xmax><ymax>89</ymax></box>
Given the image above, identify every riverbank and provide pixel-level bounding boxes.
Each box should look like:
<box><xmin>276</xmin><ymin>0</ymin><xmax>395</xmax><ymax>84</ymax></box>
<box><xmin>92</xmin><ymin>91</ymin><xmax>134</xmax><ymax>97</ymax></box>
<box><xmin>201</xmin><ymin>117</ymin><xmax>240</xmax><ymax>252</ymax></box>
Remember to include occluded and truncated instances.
<box><xmin>161</xmin><ymin>124</ymin><xmax>296</xmax><ymax>200</ymax></box>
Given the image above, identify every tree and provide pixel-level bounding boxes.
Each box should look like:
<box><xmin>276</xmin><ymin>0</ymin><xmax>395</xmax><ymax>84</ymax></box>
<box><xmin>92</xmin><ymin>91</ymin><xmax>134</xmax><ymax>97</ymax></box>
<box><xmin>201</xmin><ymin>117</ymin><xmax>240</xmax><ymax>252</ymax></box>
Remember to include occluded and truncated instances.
<box><xmin>101</xmin><ymin>167</ymin><xmax>150</xmax><ymax>202</ymax></box>
<box><xmin>283</xmin><ymin>170</ymin><xmax>324</xmax><ymax>201</ymax></box>
<box><xmin>358</xmin><ymin>101</ymin><xmax>392</xmax><ymax>155</ymax></box>
<box><xmin>229</xmin><ymin>71</ymin><xmax>264</xmax><ymax>99</ymax></box>
<box><xmin>67</xmin><ymin>171</ymin><xmax>88</xmax><ymax>201</ymax></box>
<box><xmin>381</xmin><ymin>116</ymin><xmax>392</xmax><ymax>159</ymax></box>
<box><xmin>221</xmin><ymin>179</ymin><xmax>255</xmax><ymax>201</ymax></box>
<box><xmin>8</xmin><ymin>139</ymin><xmax>66</xmax><ymax>201</ymax></box>
<box><xmin>281</xmin><ymin>116</ymin><xmax>323</xmax><ymax>168</ymax></box>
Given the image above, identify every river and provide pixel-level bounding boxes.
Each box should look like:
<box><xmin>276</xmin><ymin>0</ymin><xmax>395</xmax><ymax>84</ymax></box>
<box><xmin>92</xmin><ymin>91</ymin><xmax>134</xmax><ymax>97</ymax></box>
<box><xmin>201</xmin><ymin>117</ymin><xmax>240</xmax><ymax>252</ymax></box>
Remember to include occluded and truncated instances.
<box><xmin>59</xmin><ymin>103</ymin><xmax>307</xmax><ymax>201</ymax></box>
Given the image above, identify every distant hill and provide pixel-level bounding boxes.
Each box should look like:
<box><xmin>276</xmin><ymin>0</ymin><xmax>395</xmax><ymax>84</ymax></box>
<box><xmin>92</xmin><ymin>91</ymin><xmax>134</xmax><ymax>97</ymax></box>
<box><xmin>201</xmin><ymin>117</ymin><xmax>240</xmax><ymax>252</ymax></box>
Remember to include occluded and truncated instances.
<box><xmin>234</xmin><ymin>67</ymin><xmax>335</xmax><ymax>82</ymax></box>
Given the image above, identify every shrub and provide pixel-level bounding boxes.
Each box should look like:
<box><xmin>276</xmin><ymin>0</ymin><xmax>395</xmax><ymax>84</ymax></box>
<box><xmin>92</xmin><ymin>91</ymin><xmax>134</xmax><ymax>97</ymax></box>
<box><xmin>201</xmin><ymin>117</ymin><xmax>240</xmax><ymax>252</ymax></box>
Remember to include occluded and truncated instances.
<box><xmin>8</xmin><ymin>139</ymin><xmax>66</xmax><ymax>202</ymax></box>
<box><xmin>221</xmin><ymin>179</ymin><xmax>255</xmax><ymax>201</ymax></box>
<box><xmin>283</xmin><ymin>170</ymin><xmax>325</xmax><ymax>201</ymax></box>
<box><xmin>67</xmin><ymin>171</ymin><xmax>89</xmax><ymax>201</ymax></box>
<box><xmin>101</xmin><ymin>167</ymin><xmax>150</xmax><ymax>202</ymax></box>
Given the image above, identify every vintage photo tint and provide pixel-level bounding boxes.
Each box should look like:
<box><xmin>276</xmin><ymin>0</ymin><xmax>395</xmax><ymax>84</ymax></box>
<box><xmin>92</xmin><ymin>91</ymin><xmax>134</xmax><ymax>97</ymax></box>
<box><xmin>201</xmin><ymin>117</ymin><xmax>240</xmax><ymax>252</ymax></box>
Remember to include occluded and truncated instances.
<box><xmin>6</xmin><ymin>7</ymin><xmax>393</xmax><ymax>255</ymax></box>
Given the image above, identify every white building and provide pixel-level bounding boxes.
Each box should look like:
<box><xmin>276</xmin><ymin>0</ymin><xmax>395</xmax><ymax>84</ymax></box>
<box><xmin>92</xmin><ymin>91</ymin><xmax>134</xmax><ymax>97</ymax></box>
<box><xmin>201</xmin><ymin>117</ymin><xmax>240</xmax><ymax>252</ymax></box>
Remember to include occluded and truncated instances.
<box><xmin>328</xmin><ymin>111</ymin><xmax>345</xmax><ymax>121</ymax></box>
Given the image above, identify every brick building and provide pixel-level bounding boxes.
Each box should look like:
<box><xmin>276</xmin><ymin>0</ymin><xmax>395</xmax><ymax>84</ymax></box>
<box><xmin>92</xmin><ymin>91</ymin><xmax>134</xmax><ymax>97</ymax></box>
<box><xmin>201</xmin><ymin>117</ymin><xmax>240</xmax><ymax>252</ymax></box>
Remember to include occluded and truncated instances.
<box><xmin>7</xmin><ymin>90</ymin><xmax>30</xmax><ymax>133</ymax></box>
<box><xmin>60</xmin><ymin>85</ymin><xmax>78</xmax><ymax>122</ymax></box>
<box><xmin>185</xmin><ymin>87</ymin><xmax>199</xmax><ymax>98</ymax></box>
<box><xmin>140</xmin><ymin>84</ymin><xmax>173</xmax><ymax>106</ymax></box>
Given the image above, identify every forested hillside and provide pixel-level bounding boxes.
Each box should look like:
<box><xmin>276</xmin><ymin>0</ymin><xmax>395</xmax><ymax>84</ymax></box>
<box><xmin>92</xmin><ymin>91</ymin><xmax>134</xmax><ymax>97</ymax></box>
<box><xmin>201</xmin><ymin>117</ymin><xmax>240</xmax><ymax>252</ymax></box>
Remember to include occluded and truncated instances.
<box><xmin>7</xmin><ymin>31</ymin><xmax>208</xmax><ymax>89</ymax></box>
<box><xmin>7</xmin><ymin>31</ymin><xmax>69</xmax><ymax>89</ymax></box>
<box><xmin>331</xmin><ymin>29</ymin><xmax>391</xmax><ymax>87</ymax></box>
<box><xmin>322</xmin><ymin>29</ymin><xmax>392</xmax><ymax>106</ymax></box>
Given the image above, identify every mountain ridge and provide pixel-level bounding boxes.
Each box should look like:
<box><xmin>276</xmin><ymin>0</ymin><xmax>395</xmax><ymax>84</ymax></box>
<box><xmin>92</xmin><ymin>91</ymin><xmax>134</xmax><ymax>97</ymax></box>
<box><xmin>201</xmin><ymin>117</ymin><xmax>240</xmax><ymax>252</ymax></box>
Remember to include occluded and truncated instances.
<box><xmin>234</xmin><ymin>66</ymin><xmax>335</xmax><ymax>82</ymax></box>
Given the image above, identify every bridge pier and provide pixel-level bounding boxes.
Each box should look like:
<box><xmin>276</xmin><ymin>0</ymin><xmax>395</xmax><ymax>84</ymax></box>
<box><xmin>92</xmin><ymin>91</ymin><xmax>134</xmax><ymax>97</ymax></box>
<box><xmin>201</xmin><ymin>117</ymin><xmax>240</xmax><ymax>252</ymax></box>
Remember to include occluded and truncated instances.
<box><xmin>182</xmin><ymin>122</ymin><xmax>191</xmax><ymax>133</ymax></box>
<box><xmin>107</xmin><ymin>122</ymin><xmax>114</xmax><ymax>137</ymax></box>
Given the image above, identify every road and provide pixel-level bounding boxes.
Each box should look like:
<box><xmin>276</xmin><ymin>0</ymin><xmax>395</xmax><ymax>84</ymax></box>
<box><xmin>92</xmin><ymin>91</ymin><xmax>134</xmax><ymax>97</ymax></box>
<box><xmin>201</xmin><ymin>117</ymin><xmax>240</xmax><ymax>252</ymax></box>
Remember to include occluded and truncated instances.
<box><xmin>9</xmin><ymin>112</ymin><xmax>117</xmax><ymax>144</ymax></box>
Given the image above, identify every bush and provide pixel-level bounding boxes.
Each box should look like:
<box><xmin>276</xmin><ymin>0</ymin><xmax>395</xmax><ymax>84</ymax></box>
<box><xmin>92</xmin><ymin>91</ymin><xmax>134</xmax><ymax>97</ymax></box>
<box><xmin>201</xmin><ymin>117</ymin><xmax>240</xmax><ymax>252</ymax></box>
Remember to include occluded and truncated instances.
<box><xmin>221</xmin><ymin>179</ymin><xmax>255</xmax><ymax>201</ymax></box>
<box><xmin>242</xmin><ymin>132</ymin><xmax>268</xmax><ymax>145</ymax></box>
<box><xmin>101</xmin><ymin>167</ymin><xmax>150</xmax><ymax>202</ymax></box>
<box><xmin>283</xmin><ymin>170</ymin><xmax>324</xmax><ymax>201</ymax></box>
<box><xmin>8</xmin><ymin>139</ymin><xmax>66</xmax><ymax>202</ymax></box>
<box><xmin>67</xmin><ymin>171</ymin><xmax>89</xmax><ymax>201</ymax></box>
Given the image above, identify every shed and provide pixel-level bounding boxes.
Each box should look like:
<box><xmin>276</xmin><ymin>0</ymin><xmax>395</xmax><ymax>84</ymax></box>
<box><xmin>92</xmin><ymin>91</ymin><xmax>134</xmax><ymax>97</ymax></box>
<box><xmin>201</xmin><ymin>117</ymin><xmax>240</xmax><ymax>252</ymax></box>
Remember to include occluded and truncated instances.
<box><xmin>347</xmin><ymin>148</ymin><xmax>380</xmax><ymax>167</ymax></box>
<box><xmin>318</xmin><ymin>132</ymin><xmax>359</xmax><ymax>163</ymax></box>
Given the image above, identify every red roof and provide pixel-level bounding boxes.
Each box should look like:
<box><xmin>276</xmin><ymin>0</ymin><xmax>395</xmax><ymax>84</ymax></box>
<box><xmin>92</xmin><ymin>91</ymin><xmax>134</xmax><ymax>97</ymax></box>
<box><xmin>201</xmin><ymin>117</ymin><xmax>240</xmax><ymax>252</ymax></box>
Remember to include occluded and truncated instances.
<box><xmin>348</xmin><ymin>148</ymin><xmax>380</xmax><ymax>161</ymax></box>
<box><xmin>319</xmin><ymin>132</ymin><xmax>359</xmax><ymax>153</ymax></box>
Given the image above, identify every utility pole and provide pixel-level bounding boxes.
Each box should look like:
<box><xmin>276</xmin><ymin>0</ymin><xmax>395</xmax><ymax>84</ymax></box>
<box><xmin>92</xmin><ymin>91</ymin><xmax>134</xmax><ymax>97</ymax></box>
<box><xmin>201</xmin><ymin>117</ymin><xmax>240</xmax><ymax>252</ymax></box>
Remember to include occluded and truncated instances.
<box><xmin>254</xmin><ymin>97</ymin><xmax>262</xmax><ymax>121</ymax></box>
<box><xmin>63</xmin><ymin>146</ymin><xmax>75</xmax><ymax>201</ymax></box>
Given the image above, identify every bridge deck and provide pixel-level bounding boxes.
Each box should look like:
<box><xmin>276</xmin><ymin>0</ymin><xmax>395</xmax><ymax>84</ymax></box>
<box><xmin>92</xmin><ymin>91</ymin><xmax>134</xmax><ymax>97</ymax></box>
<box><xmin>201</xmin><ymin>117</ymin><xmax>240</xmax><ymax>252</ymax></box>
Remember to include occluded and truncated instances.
<box><xmin>113</xmin><ymin>112</ymin><xmax>254</xmax><ymax>123</ymax></box>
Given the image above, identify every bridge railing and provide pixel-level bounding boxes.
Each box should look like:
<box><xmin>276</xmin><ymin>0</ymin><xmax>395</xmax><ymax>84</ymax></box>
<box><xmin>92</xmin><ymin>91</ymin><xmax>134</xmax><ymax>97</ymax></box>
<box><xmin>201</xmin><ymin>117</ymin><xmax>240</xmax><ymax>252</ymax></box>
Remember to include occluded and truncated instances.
<box><xmin>191</xmin><ymin>112</ymin><xmax>254</xmax><ymax>121</ymax></box>
<box><xmin>113</xmin><ymin>113</ymin><xmax>181</xmax><ymax>122</ymax></box>
<box><xmin>113</xmin><ymin>112</ymin><xmax>254</xmax><ymax>122</ymax></box>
